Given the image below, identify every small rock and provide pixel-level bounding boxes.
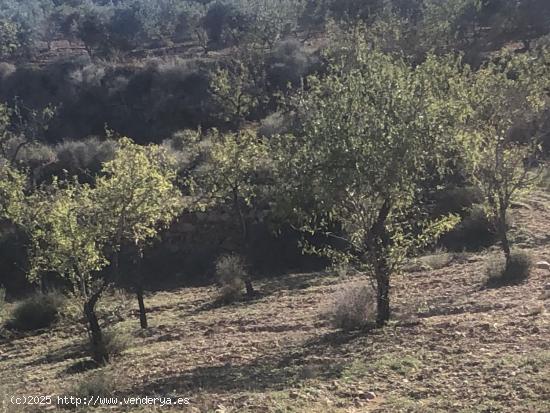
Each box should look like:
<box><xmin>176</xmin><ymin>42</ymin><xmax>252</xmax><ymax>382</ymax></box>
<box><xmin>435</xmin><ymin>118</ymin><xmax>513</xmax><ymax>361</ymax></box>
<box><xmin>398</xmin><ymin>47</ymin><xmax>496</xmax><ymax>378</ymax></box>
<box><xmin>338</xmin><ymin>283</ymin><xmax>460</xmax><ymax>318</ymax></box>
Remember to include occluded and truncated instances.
<box><xmin>535</xmin><ymin>261</ymin><xmax>550</xmax><ymax>270</ymax></box>
<box><xmin>364</xmin><ymin>391</ymin><xmax>376</xmax><ymax>401</ymax></box>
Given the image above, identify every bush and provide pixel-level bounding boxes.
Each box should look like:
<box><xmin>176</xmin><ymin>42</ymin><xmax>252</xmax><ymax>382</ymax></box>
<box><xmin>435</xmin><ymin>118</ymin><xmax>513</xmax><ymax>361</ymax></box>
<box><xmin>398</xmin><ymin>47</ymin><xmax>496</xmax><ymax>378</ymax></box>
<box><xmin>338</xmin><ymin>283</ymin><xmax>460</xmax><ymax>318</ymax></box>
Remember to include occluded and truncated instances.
<box><xmin>72</xmin><ymin>370</ymin><xmax>115</xmax><ymax>400</ymax></box>
<box><xmin>441</xmin><ymin>205</ymin><xmax>497</xmax><ymax>251</ymax></box>
<box><xmin>326</xmin><ymin>283</ymin><xmax>376</xmax><ymax>331</ymax></box>
<box><xmin>486</xmin><ymin>250</ymin><xmax>533</xmax><ymax>287</ymax></box>
<box><xmin>432</xmin><ymin>186</ymin><xmax>483</xmax><ymax>216</ymax></box>
<box><xmin>100</xmin><ymin>328</ymin><xmax>130</xmax><ymax>358</ymax></box>
<box><xmin>215</xmin><ymin>254</ymin><xmax>247</xmax><ymax>303</ymax></box>
<box><xmin>420</xmin><ymin>249</ymin><xmax>453</xmax><ymax>270</ymax></box>
<box><xmin>54</xmin><ymin>137</ymin><xmax>116</xmax><ymax>178</ymax></box>
<box><xmin>9</xmin><ymin>290</ymin><xmax>65</xmax><ymax>331</ymax></box>
<box><xmin>84</xmin><ymin>326</ymin><xmax>130</xmax><ymax>363</ymax></box>
<box><xmin>266</xmin><ymin>39</ymin><xmax>314</xmax><ymax>90</ymax></box>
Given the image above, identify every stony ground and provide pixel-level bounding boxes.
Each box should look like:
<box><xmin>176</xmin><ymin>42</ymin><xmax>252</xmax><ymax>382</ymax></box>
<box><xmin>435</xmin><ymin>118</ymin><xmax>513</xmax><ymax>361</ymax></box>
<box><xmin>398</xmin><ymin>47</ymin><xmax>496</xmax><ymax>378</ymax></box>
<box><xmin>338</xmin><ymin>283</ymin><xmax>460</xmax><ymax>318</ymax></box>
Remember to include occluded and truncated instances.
<box><xmin>0</xmin><ymin>190</ymin><xmax>549</xmax><ymax>413</ymax></box>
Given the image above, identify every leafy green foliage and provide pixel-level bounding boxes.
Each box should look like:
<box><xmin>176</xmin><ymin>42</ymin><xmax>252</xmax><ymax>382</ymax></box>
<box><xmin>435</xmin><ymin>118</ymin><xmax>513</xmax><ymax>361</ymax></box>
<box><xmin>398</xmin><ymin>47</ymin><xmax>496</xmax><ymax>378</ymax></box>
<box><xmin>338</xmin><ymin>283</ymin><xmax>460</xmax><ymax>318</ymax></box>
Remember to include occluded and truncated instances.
<box><xmin>419</xmin><ymin>0</ymin><xmax>483</xmax><ymax>54</ymax></box>
<box><xmin>458</xmin><ymin>50</ymin><xmax>550</xmax><ymax>261</ymax></box>
<box><xmin>241</xmin><ymin>0</ymin><xmax>306</xmax><ymax>48</ymax></box>
<box><xmin>95</xmin><ymin>137</ymin><xmax>183</xmax><ymax>252</ymax></box>
<box><xmin>273</xmin><ymin>37</ymin><xmax>466</xmax><ymax>324</ymax></box>
<box><xmin>0</xmin><ymin>161</ymin><xmax>25</xmax><ymax>223</ymax></box>
<box><xmin>25</xmin><ymin>177</ymin><xmax>107</xmax><ymax>294</ymax></box>
<box><xmin>188</xmin><ymin>129</ymin><xmax>269</xmax><ymax>210</ymax></box>
<box><xmin>209</xmin><ymin>52</ymin><xmax>268</xmax><ymax>125</ymax></box>
<box><xmin>276</xmin><ymin>39</ymin><xmax>463</xmax><ymax>269</ymax></box>
<box><xmin>0</xmin><ymin>20</ymin><xmax>22</xmax><ymax>59</ymax></box>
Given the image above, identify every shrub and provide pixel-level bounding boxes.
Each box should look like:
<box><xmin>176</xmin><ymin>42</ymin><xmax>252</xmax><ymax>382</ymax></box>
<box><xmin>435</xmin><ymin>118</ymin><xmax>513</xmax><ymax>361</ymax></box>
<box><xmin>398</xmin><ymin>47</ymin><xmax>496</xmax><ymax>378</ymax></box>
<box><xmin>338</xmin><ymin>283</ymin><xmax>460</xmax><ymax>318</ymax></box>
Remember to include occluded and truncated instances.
<box><xmin>16</xmin><ymin>142</ymin><xmax>56</xmax><ymax>170</ymax></box>
<box><xmin>0</xmin><ymin>62</ymin><xmax>16</xmax><ymax>80</ymax></box>
<box><xmin>486</xmin><ymin>250</ymin><xmax>533</xmax><ymax>287</ymax></box>
<box><xmin>432</xmin><ymin>186</ymin><xmax>483</xmax><ymax>216</ymax></box>
<box><xmin>215</xmin><ymin>254</ymin><xmax>247</xmax><ymax>303</ymax></box>
<box><xmin>72</xmin><ymin>370</ymin><xmax>115</xmax><ymax>401</ymax></box>
<box><xmin>331</xmin><ymin>262</ymin><xmax>352</xmax><ymax>277</ymax></box>
<box><xmin>266</xmin><ymin>39</ymin><xmax>314</xmax><ymax>90</ymax></box>
<box><xmin>420</xmin><ymin>249</ymin><xmax>453</xmax><ymax>270</ymax></box>
<box><xmin>327</xmin><ymin>283</ymin><xmax>376</xmax><ymax>331</ymax></box>
<box><xmin>100</xmin><ymin>328</ymin><xmax>130</xmax><ymax>358</ymax></box>
<box><xmin>54</xmin><ymin>137</ymin><xmax>116</xmax><ymax>178</ymax></box>
<box><xmin>9</xmin><ymin>290</ymin><xmax>65</xmax><ymax>331</ymax></box>
<box><xmin>441</xmin><ymin>205</ymin><xmax>497</xmax><ymax>251</ymax></box>
<box><xmin>82</xmin><ymin>315</ymin><xmax>131</xmax><ymax>362</ymax></box>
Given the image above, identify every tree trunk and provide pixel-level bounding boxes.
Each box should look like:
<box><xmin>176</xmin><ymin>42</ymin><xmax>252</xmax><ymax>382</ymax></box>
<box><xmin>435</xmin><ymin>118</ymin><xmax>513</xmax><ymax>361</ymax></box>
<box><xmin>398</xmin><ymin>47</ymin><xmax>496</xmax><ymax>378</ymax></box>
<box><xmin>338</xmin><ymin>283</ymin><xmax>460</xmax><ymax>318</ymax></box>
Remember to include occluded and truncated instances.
<box><xmin>366</xmin><ymin>199</ymin><xmax>392</xmax><ymax>327</ymax></box>
<box><xmin>498</xmin><ymin>207</ymin><xmax>511</xmax><ymax>265</ymax></box>
<box><xmin>133</xmin><ymin>249</ymin><xmax>148</xmax><ymax>329</ymax></box>
<box><xmin>233</xmin><ymin>187</ymin><xmax>255</xmax><ymax>297</ymax></box>
<box><xmin>244</xmin><ymin>279</ymin><xmax>254</xmax><ymax>297</ymax></box>
<box><xmin>84</xmin><ymin>290</ymin><xmax>108</xmax><ymax>365</ymax></box>
<box><xmin>136</xmin><ymin>285</ymin><xmax>148</xmax><ymax>329</ymax></box>
<box><xmin>376</xmin><ymin>270</ymin><xmax>390</xmax><ymax>327</ymax></box>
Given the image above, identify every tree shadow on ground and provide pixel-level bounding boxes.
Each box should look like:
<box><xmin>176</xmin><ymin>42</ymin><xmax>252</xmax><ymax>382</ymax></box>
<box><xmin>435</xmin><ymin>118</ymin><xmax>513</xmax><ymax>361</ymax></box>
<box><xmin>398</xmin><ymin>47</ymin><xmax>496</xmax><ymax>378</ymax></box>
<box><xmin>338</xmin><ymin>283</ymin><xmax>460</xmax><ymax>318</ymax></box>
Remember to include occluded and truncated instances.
<box><xmin>126</xmin><ymin>329</ymin><xmax>366</xmax><ymax>396</ymax></box>
<box><xmin>188</xmin><ymin>272</ymin><xmax>338</xmax><ymax>316</ymax></box>
<box><xmin>21</xmin><ymin>340</ymin><xmax>87</xmax><ymax>368</ymax></box>
<box><xmin>63</xmin><ymin>358</ymin><xmax>100</xmax><ymax>375</ymax></box>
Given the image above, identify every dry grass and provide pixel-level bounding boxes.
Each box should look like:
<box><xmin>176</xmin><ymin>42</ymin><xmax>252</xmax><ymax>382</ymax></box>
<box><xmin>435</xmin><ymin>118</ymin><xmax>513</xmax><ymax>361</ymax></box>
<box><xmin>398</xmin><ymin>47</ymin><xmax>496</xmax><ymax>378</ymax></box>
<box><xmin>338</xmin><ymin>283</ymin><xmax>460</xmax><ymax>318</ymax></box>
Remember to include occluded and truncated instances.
<box><xmin>325</xmin><ymin>282</ymin><xmax>376</xmax><ymax>331</ymax></box>
<box><xmin>0</xmin><ymin>191</ymin><xmax>549</xmax><ymax>412</ymax></box>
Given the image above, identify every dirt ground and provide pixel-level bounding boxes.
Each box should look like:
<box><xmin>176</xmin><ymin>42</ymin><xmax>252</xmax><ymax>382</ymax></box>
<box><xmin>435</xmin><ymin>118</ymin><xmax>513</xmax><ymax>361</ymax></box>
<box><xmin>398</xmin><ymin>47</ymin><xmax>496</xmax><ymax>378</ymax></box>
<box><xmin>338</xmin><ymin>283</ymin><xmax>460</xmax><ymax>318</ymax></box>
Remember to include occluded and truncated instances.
<box><xmin>1</xmin><ymin>191</ymin><xmax>549</xmax><ymax>413</ymax></box>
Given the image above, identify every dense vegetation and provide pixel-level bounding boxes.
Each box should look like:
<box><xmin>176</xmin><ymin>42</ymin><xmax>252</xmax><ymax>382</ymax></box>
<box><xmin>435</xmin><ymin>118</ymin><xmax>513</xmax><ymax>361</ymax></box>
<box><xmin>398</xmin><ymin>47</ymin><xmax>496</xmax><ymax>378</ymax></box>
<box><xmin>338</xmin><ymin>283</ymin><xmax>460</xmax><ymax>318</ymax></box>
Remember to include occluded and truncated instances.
<box><xmin>0</xmin><ymin>0</ymin><xmax>549</xmax><ymax>365</ymax></box>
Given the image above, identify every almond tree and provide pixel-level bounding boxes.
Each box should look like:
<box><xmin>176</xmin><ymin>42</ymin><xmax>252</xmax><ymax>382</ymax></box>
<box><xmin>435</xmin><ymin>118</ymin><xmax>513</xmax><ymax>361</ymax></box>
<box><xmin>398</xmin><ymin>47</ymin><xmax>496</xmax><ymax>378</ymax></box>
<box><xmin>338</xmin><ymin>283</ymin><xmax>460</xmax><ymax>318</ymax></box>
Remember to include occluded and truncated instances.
<box><xmin>186</xmin><ymin>129</ymin><xmax>270</xmax><ymax>297</ymax></box>
<box><xmin>0</xmin><ymin>160</ymin><xmax>25</xmax><ymax>223</ymax></box>
<box><xmin>209</xmin><ymin>49</ymin><xmax>268</xmax><ymax>127</ymax></box>
<box><xmin>25</xmin><ymin>178</ymin><xmax>111</xmax><ymax>364</ymax></box>
<box><xmin>24</xmin><ymin>138</ymin><xmax>183</xmax><ymax>365</ymax></box>
<box><xmin>459</xmin><ymin>50</ymin><xmax>550</xmax><ymax>265</ymax></box>
<box><xmin>274</xmin><ymin>40</ymin><xmax>465</xmax><ymax>326</ymax></box>
<box><xmin>95</xmin><ymin>137</ymin><xmax>183</xmax><ymax>329</ymax></box>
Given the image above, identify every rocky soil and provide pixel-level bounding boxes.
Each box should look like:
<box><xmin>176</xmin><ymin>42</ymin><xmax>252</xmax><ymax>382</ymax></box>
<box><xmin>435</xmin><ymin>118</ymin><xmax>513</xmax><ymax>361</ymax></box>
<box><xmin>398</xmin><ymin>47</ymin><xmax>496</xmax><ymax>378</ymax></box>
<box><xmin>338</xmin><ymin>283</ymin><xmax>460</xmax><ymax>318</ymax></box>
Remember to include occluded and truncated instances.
<box><xmin>0</xmin><ymin>191</ymin><xmax>549</xmax><ymax>412</ymax></box>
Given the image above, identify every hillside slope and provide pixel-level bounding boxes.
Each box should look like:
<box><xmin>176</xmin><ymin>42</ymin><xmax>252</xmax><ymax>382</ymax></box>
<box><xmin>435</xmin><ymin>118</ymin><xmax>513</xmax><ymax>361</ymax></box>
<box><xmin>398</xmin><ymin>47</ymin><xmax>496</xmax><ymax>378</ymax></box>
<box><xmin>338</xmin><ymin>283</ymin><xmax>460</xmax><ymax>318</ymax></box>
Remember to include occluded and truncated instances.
<box><xmin>1</xmin><ymin>191</ymin><xmax>549</xmax><ymax>413</ymax></box>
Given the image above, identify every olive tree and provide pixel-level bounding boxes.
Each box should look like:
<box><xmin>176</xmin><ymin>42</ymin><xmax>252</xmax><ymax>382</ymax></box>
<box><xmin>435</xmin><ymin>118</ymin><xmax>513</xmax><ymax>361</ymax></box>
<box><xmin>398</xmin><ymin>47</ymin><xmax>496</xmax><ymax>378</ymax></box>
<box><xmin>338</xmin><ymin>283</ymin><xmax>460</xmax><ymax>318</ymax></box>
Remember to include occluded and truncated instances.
<box><xmin>243</xmin><ymin>0</ymin><xmax>306</xmax><ymax>49</ymax></box>
<box><xmin>419</xmin><ymin>0</ymin><xmax>483</xmax><ymax>55</ymax></box>
<box><xmin>209</xmin><ymin>51</ymin><xmax>268</xmax><ymax>127</ymax></box>
<box><xmin>0</xmin><ymin>102</ymin><xmax>56</xmax><ymax>166</ymax></box>
<box><xmin>0</xmin><ymin>20</ymin><xmax>22</xmax><ymax>59</ymax></box>
<box><xmin>95</xmin><ymin>137</ymin><xmax>183</xmax><ymax>329</ymax></box>
<box><xmin>274</xmin><ymin>42</ymin><xmax>464</xmax><ymax>326</ymax></box>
